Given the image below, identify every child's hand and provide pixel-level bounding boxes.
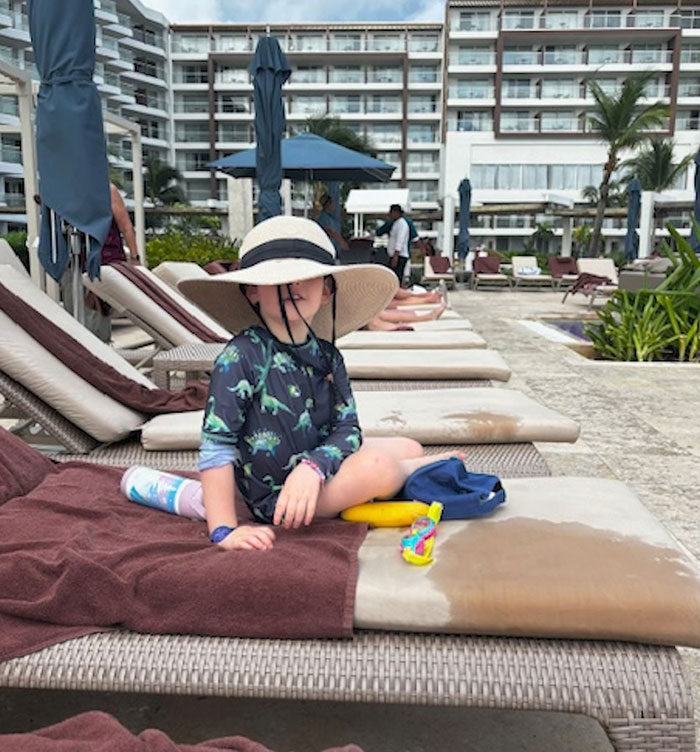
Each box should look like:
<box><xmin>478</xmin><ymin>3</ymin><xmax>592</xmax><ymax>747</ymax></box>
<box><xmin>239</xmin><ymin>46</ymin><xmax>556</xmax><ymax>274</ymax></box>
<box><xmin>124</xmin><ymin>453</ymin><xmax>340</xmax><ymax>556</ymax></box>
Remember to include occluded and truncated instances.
<box><xmin>274</xmin><ymin>463</ymin><xmax>322</xmax><ymax>529</ymax></box>
<box><xmin>217</xmin><ymin>525</ymin><xmax>275</xmax><ymax>551</ymax></box>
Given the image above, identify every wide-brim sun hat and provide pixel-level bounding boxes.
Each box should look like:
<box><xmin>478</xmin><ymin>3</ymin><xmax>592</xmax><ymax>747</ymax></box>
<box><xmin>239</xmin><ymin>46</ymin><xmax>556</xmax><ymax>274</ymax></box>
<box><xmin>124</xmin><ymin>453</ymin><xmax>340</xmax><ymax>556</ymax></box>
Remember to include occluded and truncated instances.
<box><xmin>179</xmin><ymin>215</ymin><xmax>398</xmax><ymax>340</ymax></box>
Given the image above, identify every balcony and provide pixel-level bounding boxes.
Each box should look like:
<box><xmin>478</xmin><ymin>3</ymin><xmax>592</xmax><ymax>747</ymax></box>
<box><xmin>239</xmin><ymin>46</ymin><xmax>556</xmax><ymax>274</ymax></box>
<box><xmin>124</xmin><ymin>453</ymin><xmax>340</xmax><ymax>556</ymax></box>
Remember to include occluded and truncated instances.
<box><xmin>0</xmin><ymin>143</ymin><xmax>22</xmax><ymax>164</ymax></box>
<box><xmin>449</xmin><ymin>86</ymin><xmax>494</xmax><ymax>100</ymax></box>
<box><xmin>447</xmin><ymin>117</ymin><xmax>493</xmax><ymax>132</ymax></box>
<box><xmin>449</xmin><ymin>51</ymin><xmax>495</xmax><ymax>66</ymax></box>
<box><xmin>503</xmin><ymin>48</ymin><xmax>674</xmax><ymax>68</ymax></box>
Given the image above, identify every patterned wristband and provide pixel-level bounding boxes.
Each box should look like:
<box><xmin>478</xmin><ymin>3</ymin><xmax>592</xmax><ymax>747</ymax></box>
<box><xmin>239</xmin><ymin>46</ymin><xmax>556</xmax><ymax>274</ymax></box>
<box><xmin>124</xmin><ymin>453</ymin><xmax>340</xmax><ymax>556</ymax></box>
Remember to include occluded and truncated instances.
<box><xmin>301</xmin><ymin>458</ymin><xmax>325</xmax><ymax>485</ymax></box>
<box><xmin>210</xmin><ymin>525</ymin><xmax>236</xmax><ymax>544</ymax></box>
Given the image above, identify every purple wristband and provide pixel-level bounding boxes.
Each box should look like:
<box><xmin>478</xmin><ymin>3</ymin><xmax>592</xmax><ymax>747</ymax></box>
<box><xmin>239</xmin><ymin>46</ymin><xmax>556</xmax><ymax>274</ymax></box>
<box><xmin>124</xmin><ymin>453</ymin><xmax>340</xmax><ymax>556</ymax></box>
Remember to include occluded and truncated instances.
<box><xmin>301</xmin><ymin>458</ymin><xmax>325</xmax><ymax>485</ymax></box>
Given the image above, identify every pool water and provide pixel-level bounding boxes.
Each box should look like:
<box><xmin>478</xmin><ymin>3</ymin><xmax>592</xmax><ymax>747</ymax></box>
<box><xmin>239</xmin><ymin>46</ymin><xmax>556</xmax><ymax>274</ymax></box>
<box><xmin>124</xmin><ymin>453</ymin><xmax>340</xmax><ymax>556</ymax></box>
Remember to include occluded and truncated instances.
<box><xmin>546</xmin><ymin>319</ymin><xmax>596</xmax><ymax>341</ymax></box>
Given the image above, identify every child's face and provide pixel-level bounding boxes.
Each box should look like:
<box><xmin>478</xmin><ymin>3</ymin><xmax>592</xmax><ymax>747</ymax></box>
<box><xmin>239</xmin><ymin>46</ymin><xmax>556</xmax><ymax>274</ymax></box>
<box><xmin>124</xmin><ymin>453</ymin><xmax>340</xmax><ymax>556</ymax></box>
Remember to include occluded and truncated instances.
<box><xmin>245</xmin><ymin>277</ymin><xmax>331</xmax><ymax>328</ymax></box>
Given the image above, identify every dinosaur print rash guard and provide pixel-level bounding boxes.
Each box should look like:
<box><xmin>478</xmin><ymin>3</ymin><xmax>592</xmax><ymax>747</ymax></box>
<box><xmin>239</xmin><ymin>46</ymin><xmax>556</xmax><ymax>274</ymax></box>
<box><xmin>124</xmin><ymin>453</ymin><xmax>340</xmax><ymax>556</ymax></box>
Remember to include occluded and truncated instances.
<box><xmin>200</xmin><ymin>326</ymin><xmax>362</xmax><ymax>523</ymax></box>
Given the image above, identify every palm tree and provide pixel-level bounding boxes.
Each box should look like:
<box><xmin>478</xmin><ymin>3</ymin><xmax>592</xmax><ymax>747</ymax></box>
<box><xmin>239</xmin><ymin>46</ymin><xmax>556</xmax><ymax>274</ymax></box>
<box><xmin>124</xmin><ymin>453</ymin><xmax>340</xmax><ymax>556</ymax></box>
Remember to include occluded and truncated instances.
<box><xmin>144</xmin><ymin>157</ymin><xmax>186</xmax><ymax>205</ymax></box>
<box><xmin>529</xmin><ymin>221</ymin><xmax>555</xmax><ymax>254</ymax></box>
<box><xmin>586</xmin><ymin>72</ymin><xmax>669</xmax><ymax>256</ymax></box>
<box><xmin>621</xmin><ymin>136</ymin><xmax>694</xmax><ymax>192</ymax></box>
<box><xmin>304</xmin><ymin>116</ymin><xmax>376</xmax><ymax>157</ymax></box>
<box><xmin>582</xmin><ymin>181</ymin><xmax>627</xmax><ymax>208</ymax></box>
<box><xmin>572</xmin><ymin>224</ymin><xmax>592</xmax><ymax>257</ymax></box>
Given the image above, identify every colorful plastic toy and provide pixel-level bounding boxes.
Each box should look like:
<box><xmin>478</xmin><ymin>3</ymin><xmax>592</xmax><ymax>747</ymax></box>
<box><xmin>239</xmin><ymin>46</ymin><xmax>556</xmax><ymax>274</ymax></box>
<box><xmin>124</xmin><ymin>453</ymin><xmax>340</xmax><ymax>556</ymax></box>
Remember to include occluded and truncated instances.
<box><xmin>400</xmin><ymin>501</ymin><xmax>443</xmax><ymax>566</ymax></box>
<box><xmin>340</xmin><ymin>500</ymin><xmax>430</xmax><ymax>528</ymax></box>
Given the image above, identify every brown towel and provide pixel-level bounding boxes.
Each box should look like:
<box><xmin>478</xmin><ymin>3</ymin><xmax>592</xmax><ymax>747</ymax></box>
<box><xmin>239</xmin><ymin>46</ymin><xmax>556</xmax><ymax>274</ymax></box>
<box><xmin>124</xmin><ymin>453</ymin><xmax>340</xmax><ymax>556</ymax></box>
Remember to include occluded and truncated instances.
<box><xmin>0</xmin><ymin>428</ymin><xmax>366</xmax><ymax>661</ymax></box>
<box><xmin>0</xmin><ymin>711</ymin><xmax>365</xmax><ymax>751</ymax></box>
<box><xmin>428</xmin><ymin>256</ymin><xmax>450</xmax><ymax>274</ymax></box>
<box><xmin>0</xmin><ymin>281</ymin><xmax>208</xmax><ymax>415</ymax></box>
<box><xmin>473</xmin><ymin>257</ymin><xmax>500</xmax><ymax>274</ymax></box>
<box><xmin>112</xmin><ymin>263</ymin><xmax>228</xmax><ymax>343</ymax></box>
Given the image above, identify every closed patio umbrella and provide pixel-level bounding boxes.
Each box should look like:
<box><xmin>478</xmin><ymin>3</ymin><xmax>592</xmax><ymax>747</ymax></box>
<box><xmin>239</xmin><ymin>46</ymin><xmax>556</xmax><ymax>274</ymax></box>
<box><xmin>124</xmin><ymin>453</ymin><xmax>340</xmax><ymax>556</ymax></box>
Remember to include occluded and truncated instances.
<box><xmin>457</xmin><ymin>179</ymin><xmax>471</xmax><ymax>262</ymax></box>
<box><xmin>692</xmin><ymin>148</ymin><xmax>700</xmax><ymax>253</ymax></box>
<box><xmin>624</xmin><ymin>177</ymin><xmax>641</xmax><ymax>261</ymax></box>
<box><xmin>250</xmin><ymin>36</ymin><xmax>291</xmax><ymax>222</ymax></box>
<box><xmin>29</xmin><ymin>0</ymin><xmax>112</xmax><ymax>323</ymax></box>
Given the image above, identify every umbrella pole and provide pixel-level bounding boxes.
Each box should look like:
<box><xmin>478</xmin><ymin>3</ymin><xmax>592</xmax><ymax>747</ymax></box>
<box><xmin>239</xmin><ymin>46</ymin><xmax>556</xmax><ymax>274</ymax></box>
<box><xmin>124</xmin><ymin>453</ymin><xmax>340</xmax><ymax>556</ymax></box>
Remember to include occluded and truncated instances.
<box><xmin>70</xmin><ymin>227</ymin><xmax>85</xmax><ymax>325</ymax></box>
<box><xmin>304</xmin><ymin>181</ymin><xmax>309</xmax><ymax>218</ymax></box>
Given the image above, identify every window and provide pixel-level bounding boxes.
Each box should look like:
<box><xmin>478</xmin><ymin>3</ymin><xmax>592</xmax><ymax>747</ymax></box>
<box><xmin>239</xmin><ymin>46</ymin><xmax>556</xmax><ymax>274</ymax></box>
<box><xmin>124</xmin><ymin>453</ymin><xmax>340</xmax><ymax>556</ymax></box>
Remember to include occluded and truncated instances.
<box><xmin>451</xmin><ymin>46</ymin><xmax>493</xmax><ymax>65</ymax></box>
<box><xmin>174</xmin><ymin>94</ymin><xmax>207</xmax><ymax>114</ymax></box>
<box><xmin>368</xmin><ymin>65</ymin><xmax>402</xmax><ymax>83</ymax></box>
<box><xmin>134</xmin><ymin>87</ymin><xmax>165</xmax><ymax>110</ymax></box>
<box><xmin>0</xmin><ymin>94</ymin><xmax>17</xmax><ymax>117</ymax></box>
<box><xmin>587</xmin><ymin>10</ymin><xmax>621</xmax><ymax>28</ymax></box>
<box><xmin>587</xmin><ymin>46</ymin><xmax>624</xmax><ymax>65</ymax></box>
<box><xmin>408</xmin><ymin>180</ymin><xmax>438</xmax><ymax>202</ymax></box>
<box><xmin>502</xmin><ymin>78</ymin><xmax>533</xmax><ymax>99</ymax></box>
<box><xmin>631</xmin><ymin>45</ymin><xmax>667</xmax><ymax>64</ymax></box>
<box><xmin>330</xmin><ymin>94</ymin><xmax>361</xmax><ymax>114</ymax></box>
<box><xmin>543</xmin><ymin>46</ymin><xmax>580</xmax><ymax>65</ymax></box>
<box><xmin>680</xmin><ymin>10</ymin><xmax>700</xmax><ymax>29</ymax></box>
<box><xmin>294</xmin><ymin>66</ymin><xmax>325</xmax><ymax>84</ymax></box>
<box><xmin>503</xmin><ymin>47</ymin><xmax>539</xmax><ymax>65</ymax></box>
<box><xmin>215</xmin><ymin>66</ymin><xmax>249</xmax><ymax>84</ymax></box>
<box><xmin>174</xmin><ymin>64</ymin><xmax>208</xmax><ymax>84</ymax></box>
<box><xmin>215</xmin><ymin>34</ymin><xmax>250</xmax><ymax>52</ymax></box>
<box><xmin>458</xmin><ymin>11</ymin><xmax>493</xmax><ymax>31</ymax></box>
<box><xmin>176</xmin><ymin>151</ymin><xmax>210</xmax><ymax>171</ymax></box>
<box><xmin>175</xmin><ymin>122</ymin><xmax>210</xmax><ymax>142</ymax></box>
<box><xmin>408</xmin><ymin>33</ymin><xmax>439</xmax><ymax>52</ymax></box>
<box><xmin>375</xmin><ymin>151</ymin><xmax>400</xmax><ymax>167</ymax></box>
<box><xmin>217</xmin><ymin>94</ymin><xmax>250</xmax><ymax>113</ymax></box>
<box><xmin>368</xmin><ymin>123</ymin><xmax>402</xmax><ymax>143</ymax></box>
<box><xmin>542</xmin><ymin>11</ymin><xmax>579</xmax><ymax>29</ymax></box>
<box><xmin>541</xmin><ymin>112</ymin><xmax>578</xmax><ymax>132</ymax></box>
<box><xmin>407</xmin><ymin>124</ymin><xmax>437</xmax><ymax>143</ymax></box>
<box><xmin>406</xmin><ymin>153</ymin><xmax>439</xmax><ymax>174</ymax></box>
<box><xmin>451</xmin><ymin>79</ymin><xmax>493</xmax><ymax>98</ymax></box>
<box><xmin>0</xmin><ymin>136</ymin><xmax>21</xmax><ymax>164</ymax></box>
<box><xmin>218</xmin><ymin>123</ymin><xmax>252</xmax><ymax>142</ymax></box>
<box><xmin>500</xmin><ymin>112</ymin><xmax>536</xmax><ymax>132</ymax></box>
<box><xmin>541</xmin><ymin>79</ymin><xmax>577</xmax><ymax>99</ymax></box>
<box><xmin>409</xmin><ymin>65</ymin><xmax>439</xmax><ymax>83</ymax></box>
<box><xmin>329</xmin><ymin>66</ymin><xmax>362</xmax><ymax>84</ymax></box>
<box><xmin>631</xmin><ymin>10</ymin><xmax>665</xmax><ymax>27</ymax></box>
<box><xmin>453</xmin><ymin>111</ymin><xmax>492</xmax><ymax>131</ymax></box>
<box><xmin>408</xmin><ymin>94</ymin><xmax>437</xmax><ymax>112</ymax></box>
<box><xmin>138</xmin><ymin>119</ymin><xmax>163</xmax><ymax>140</ymax></box>
<box><xmin>502</xmin><ymin>11</ymin><xmax>535</xmax><ymax>30</ymax></box>
<box><xmin>681</xmin><ymin>44</ymin><xmax>700</xmax><ymax>63</ymax></box>
<box><xmin>133</xmin><ymin>25</ymin><xmax>163</xmax><ymax>48</ymax></box>
<box><xmin>679</xmin><ymin>79</ymin><xmax>700</xmax><ymax>97</ymax></box>
<box><xmin>368</xmin><ymin>33</ymin><xmax>403</xmax><ymax>52</ymax></box>
<box><xmin>329</xmin><ymin>34</ymin><xmax>362</xmax><ymax>51</ymax></box>
<box><xmin>133</xmin><ymin>56</ymin><xmax>163</xmax><ymax>79</ymax></box>
<box><xmin>366</xmin><ymin>95</ymin><xmax>401</xmax><ymax>113</ymax></box>
<box><xmin>472</xmin><ymin>164</ymin><xmax>600</xmax><ymax>190</ymax></box>
<box><xmin>173</xmin><ymin>34</ymin><xmax>210</xmax><ymax>53</ymax></box>
<box><xmin>294</xmin><ymin>34</ymin><xmax>325</xmax><ymax>52</ymax></box>
<box><xmin>185</xmin><ymin>180</ymin><xmax>212</xmax><ymax>202</ymax></box>
<box><xmin>522</xmin><ymin>165</ymin><xmax>547</xmax><ymax>189</ymax></box>
<box><xmin>290</xmin><ymin>96</ymin><xmax>326</xmax><ymax>115</ymax></box>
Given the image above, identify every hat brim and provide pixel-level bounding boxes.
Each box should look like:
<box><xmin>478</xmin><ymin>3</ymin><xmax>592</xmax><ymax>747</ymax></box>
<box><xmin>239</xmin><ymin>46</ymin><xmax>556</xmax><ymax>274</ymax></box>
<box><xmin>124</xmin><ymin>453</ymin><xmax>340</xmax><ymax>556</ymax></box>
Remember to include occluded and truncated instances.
<box><xmin>178</xmin><ymin>260</ymin><xmax>399</xmax><ymax>340</ymax></box>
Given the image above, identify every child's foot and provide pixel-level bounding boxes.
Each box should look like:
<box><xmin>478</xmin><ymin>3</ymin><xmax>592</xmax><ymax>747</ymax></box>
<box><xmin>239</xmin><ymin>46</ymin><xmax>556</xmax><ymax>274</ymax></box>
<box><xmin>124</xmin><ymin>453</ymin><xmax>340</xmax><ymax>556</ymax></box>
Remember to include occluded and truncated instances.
<box><xmin>430</xmin><ymin>301</ymin><xmax>447</xmax><ymax>320</ymax></box>
<box><xmin>438</xmin><ymin>279</ymin><xmax>449</xmax><ymax>305</ymax></box>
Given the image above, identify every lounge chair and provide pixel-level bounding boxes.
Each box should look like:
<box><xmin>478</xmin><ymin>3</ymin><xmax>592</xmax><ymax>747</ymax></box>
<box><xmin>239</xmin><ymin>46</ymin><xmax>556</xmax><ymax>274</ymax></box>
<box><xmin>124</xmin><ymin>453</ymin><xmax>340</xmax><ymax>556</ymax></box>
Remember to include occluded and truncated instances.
<box><xmin>562</xmin><ymin>258</ymin><xmax>619</xmax><ymax>308</ymax></box>
<box><xmin>338</xmin><ymin>330</ymin><xmax>487</xmax><ymax>350</ymax></box>
<box><xmin>421</xmin><ymin>255</ymin><xmax>456</xmax><ymax>288</ymax></box>
<box><xmin>470</xmin><ymin>257</ymin><xmax>512</xmax><ymax>290</ymax></box>
<box><xmin>152</xmin><ymin>260</ymin><xmax>210</xmax><ymax>290</ymax></box>
<box><xmin>82</xmin><ymin>264</ymin><xmax>231</xmax><ymax>349</ymax></box>
<box><xmin>0</xmin><ymin>239</ymin><xmax>29</xmax><ymax>277</ymax></box>
<box><xmin>547</xmin><ymin>256</ymin><xmax>579</xmax><ymax>289</ymax></box>
<box><xmin>511</xmin><ymin>256</ymin><xmax>554</xmax><ymax>289</ymax></box>
<box><xmin>0</xmin><ymin>447</ymin><xmax>696</xmax><ymax>752</ymax></box>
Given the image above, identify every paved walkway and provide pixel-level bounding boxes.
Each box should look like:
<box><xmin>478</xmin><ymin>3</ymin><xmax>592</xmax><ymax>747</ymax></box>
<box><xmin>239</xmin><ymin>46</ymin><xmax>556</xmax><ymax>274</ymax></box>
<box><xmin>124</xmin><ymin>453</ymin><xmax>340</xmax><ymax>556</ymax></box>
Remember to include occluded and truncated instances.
<box><xmin>451</xmin><ymin>287</ymin><xmax>700</xmax><ymax>740</ymax></box>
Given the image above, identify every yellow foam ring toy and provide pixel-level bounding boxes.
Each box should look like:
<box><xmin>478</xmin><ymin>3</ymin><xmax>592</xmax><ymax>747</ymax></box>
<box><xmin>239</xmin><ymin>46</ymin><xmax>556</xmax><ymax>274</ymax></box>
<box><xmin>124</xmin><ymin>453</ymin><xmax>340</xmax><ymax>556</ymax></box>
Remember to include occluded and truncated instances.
<box><xmin>340</xmin><ymin>501</ymin><xmax>430</xmax><ymax>528</ymax></box>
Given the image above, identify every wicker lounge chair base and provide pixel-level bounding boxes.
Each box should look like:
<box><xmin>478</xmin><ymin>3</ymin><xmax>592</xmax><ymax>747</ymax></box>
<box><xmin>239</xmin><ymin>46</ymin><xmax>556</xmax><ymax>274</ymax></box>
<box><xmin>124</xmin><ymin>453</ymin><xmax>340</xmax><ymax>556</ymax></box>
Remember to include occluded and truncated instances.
<box><xmin>50</xmin><ymin>439</ymin><xmax>551</xmax><ymax>479</ymax></box>
<box><xmin>0</xmin><ymin>631</ymin><xmax>692</xmax><ymax>752</ymax></box>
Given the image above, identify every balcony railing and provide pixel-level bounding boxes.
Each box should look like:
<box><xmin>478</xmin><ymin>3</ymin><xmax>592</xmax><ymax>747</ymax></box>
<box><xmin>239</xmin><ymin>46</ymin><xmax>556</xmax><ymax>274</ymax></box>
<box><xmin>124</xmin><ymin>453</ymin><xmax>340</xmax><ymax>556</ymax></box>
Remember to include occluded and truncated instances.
<box><xmin>0</xmin><ymin>96</ymin><xmax>18</xmax><ymax>117</ymax></box>
<box><xmin>0</xmin><ymin>192</ymin><xmax>26</xmax><ymax>207</ymax></box>
<box><xmin>503</xmin><ymin>48</ymin><xmax>674</xmax><ymax>67</ymax></box>
<box><xmin>0</xmin><ymin>143</ymin><xmax>22</xmax><ymax>163</ymax></box>
<box><xmin>447</xmin><ymin>117</ymin><xmax>493</xmax><ymax>132</ymax></box>
<box><xmin>502</xmin><ymin>16</ymin><xmax>535</xmax><ymax>30</ymax></box>
<box><xmin>501</xmin><ymin>118</ymin><xmax>540</xmax><ymax>133</ymax></box>
<box><xmin>449</xmin><ymin>51</ymin><xmax>495</xmax><ymax>66</ymax></box>
<box><xmin>449</xmin><ymin>86</ymin><xmax>494</xmax><ymax>99</ymax></box>
<box><xmin>0</xmin><ymin>0</ymin><xmax>11</xmax><ymax>15</ymax></box>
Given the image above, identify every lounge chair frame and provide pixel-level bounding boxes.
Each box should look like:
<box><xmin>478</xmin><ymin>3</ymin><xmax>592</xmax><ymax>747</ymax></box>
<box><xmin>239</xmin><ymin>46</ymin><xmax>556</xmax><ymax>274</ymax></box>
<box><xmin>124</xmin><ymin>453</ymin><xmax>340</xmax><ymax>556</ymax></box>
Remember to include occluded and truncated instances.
<box><xmin>0</xmin><ymin>630</ymin><xmax>693</xmax><ymax>751</ymax></box>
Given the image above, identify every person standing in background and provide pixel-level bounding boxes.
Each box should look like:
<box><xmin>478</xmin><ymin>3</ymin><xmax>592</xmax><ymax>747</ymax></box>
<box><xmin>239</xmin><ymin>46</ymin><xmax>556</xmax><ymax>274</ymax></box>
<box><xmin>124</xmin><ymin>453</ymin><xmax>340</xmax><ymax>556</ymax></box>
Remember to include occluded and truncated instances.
<box><xmin>315</xmin><ymin>194</ymin><xmax>348</xmax><ymax>253</ymax></box>
<box><xmin>386</xmin><ymin>204</ymin><xmax>410</xmax><ymax>283</ymax></box>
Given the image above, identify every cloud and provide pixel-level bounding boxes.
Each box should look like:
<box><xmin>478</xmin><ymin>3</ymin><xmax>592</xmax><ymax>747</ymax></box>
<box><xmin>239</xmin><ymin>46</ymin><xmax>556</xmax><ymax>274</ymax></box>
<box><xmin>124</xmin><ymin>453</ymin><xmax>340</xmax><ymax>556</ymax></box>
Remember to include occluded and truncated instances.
<box><xmin>143</xmin><ymin>0</ymin><xmax>445</xmax><ymax>24</ymax></box>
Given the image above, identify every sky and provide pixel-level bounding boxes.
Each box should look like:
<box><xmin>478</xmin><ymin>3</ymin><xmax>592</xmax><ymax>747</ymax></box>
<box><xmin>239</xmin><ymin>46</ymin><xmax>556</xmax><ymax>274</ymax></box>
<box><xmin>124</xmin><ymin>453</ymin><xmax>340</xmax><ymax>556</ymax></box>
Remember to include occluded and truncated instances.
<box><xmin>144</xmin><ymin>0</ymin><xmax>445</xmax><ymax>25</ymax></box>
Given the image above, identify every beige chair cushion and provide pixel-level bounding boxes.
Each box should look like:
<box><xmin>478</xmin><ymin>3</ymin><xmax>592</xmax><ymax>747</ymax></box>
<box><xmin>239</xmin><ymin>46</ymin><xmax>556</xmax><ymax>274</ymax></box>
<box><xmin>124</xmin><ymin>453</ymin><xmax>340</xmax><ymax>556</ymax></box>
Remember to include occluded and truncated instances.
<box><xmin>422</xmin><ymin>257</ymin><xmax>454</xmax><ymax>281</ymax></box>
<box><xmin>140</xmin><ymin>386</ymin><xmax>578</xmax><ymax>450</ymax></box>
<box><xmin>410</xmin><ymin>319</ymin><xmax>473</xmax><ymax>331</ymax></box>
<box><xmin>577</xmin><ymin>258</ymin><xmax>619</xmax><ymax>285</ymax></box>
<box><xmin>83</xmin><ymin>266</ymin><xmax>231</xmax><ymax>347</ymax></box>
<box><xmin>338</xmin><ymin>330</ymin><xmax>486</xmax><ymax>350</ymax></box>
<box><xmin>511</xmin><ymin>255</ymin><xmax>551</xmax><ymax>281</ymax></box>
<box><xmin>152</xmin><ymin>261</ymin><xmax>209</xmax><ymax>291</ymax></box>
<box><xmin>343</xmin><ymin>349</ymin><xmax>511</xmax><ymax>381</ymax></box>
<box><xmin>0</xmin><ymin>266</ymin><xmax>148</xmax><ymax>442</ymax></box>
<box><xmin>355</xmin><ymin>476</ymin><xmax>700</xmax><ymax>648</ymax></box>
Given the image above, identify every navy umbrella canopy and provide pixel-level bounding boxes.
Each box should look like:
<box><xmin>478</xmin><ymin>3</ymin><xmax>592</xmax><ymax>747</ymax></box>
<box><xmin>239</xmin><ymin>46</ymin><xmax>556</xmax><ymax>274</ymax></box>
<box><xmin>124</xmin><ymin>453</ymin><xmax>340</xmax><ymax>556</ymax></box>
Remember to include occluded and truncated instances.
<box><xmin>213</xmin><ymin>133</ymin><xmax>395</xmax><ymax>183</ymax></box>
<box><xmin>29</xmin><ymin>0</ymin><xmax>112</xmax><ymax>282</ymax></box>
<box><xmin>456</xmin><ymin>179</ymin><xmax>471</xmax><ymax>262</ymax></box>
<box><xmin>624</xmin><ymin>177</ymin><xmax>641</xmax><ymax>261</ymax></box>
<box><xmin>692</xmin><ymin>148</ymin><xmax>700</xmax><ymax>253</ymax></box>
<box><xmin>250</xmin><ymin>36</ymin><xmax>291</xmax><ymax>222</ymax></box>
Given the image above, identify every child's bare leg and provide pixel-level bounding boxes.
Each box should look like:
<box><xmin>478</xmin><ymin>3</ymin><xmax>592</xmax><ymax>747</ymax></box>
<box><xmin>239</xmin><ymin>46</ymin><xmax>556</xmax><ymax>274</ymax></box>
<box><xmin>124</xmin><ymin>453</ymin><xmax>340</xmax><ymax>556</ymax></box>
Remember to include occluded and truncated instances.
<box><xmin>315</xmin><ymin>445</ymin><xmax>463</xmax><ymax>518</ymax></box>
<box><xmin>363</xmin><ymin>436</ymin><xmax>424</xmax><ymax>460</ymax></box>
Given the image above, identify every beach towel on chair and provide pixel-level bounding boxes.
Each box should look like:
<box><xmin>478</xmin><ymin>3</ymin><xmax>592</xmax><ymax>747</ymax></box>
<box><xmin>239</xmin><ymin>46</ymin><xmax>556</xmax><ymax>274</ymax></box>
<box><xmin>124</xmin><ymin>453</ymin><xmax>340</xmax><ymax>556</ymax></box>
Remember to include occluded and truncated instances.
<box><xmin>0</xmin><ymin>428</ymin><xmax>365</xmax><ymax>662</ymax></box>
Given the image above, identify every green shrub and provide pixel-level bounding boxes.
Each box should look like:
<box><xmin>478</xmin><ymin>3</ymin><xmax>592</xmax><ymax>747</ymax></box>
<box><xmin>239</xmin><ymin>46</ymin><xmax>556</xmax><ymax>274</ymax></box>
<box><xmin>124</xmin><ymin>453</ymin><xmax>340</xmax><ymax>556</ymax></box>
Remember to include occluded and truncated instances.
<box><xmin>145</xmin><ymin>230</ymin><xmax>238</xmax><ymax>269</ymax></box>
<box><xmin>1</xmin><ymin>231</ymin><xmax>29</xmax><ymax>271</ymax></box>
<box><xmin>586</xmin><ymin>223</ymin><xmax>700</xmax><ymax>362</ymax></box>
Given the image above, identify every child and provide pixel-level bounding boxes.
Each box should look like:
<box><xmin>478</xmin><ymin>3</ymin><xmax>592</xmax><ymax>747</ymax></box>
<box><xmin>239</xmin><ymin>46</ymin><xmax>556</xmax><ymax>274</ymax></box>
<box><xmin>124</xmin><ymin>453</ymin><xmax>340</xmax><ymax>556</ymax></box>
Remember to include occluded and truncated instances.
<box><xmin>185</xmin><ymin>217</ymin><xmax>460</xmax><ymax>551</ymax></box>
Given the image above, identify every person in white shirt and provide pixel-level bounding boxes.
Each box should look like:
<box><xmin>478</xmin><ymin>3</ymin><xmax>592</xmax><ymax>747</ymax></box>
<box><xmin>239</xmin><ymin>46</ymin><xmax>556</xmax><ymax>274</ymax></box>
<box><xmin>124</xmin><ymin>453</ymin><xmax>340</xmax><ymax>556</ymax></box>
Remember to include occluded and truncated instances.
<box><xmin>386</xmin><ymin>204</ymin><xmax>410</xmax><ymax>283</ymax></box>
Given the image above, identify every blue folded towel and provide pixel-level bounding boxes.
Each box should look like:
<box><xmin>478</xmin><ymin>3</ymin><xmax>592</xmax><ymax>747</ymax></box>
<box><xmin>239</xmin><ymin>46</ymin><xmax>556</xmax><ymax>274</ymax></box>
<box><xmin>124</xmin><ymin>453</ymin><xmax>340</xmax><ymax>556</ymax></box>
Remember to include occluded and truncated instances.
<box><xmin>401</xmin><ymin>457</ymin><xmax>506</xmax><ymax>520</ymax></box>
